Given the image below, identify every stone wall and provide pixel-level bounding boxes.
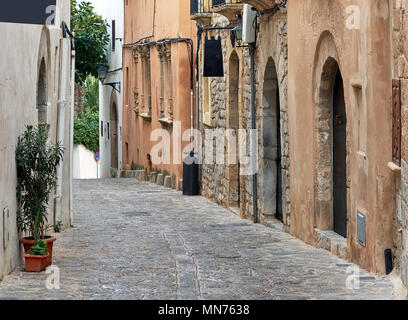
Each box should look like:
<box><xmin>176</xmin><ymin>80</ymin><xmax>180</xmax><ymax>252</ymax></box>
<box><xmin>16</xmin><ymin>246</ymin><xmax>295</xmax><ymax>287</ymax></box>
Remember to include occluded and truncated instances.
<box><xmin>392</xmin><ymin>0</ymin><xmax>408</xmax><ymax>288</ymax></box>
<box><xmin>198</xmin><ymin>6</ymin><xmax>289</xmax><ymax>229</ymax></box>
<box><xmin>288</xmin><ymin>0</ymin><xmax>394</xmax><ymax>274</ymax></box>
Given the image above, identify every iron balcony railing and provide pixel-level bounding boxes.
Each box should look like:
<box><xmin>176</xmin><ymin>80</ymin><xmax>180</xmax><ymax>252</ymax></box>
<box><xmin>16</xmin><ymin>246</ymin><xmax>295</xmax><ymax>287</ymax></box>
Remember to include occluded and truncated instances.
<box><xmin>190</xmin><ymin>0</ymin><xmax>240</xmax><ymax>15</ymax></box>
<box><xmin>212</xmin><ymin>0</ymin><xmax>226</xmax><ymax>7</ymax></box>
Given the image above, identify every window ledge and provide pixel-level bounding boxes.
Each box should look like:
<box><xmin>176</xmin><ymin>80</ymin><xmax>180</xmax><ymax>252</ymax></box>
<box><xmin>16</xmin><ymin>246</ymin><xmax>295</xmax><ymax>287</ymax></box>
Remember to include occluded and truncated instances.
<box><xmin>158</xmin><ymin>117</ymin><xmax>173</xmax><ymax>125</ymax></box>
<box><xmin>140</xmin><ymin>112</ymin><xmax>152</xmax><ymax>120</ymax></box>
<box><xmin>388</xmin><ymin>162</ymin><xmax>401</xmax><ymax>175</ymax></box>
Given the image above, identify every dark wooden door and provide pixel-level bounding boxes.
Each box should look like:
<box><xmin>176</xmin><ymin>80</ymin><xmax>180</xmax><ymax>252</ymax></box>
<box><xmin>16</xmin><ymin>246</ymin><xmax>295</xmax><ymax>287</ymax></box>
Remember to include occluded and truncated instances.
<box><xmin>332</xmin><ymin>70</ymin><xmax>347</xmax><ymax>238</ymax></box>
<box><xmin>276</xmin><ymin>87</ymin><xmax>283</xmax><ymax>222</ymax></box>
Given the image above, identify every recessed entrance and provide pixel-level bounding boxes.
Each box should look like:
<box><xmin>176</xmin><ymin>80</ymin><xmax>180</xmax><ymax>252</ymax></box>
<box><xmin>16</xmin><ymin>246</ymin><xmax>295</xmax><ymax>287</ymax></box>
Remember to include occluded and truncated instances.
<box><xmin>261</xmin><ymin>58</ymin><xmax>282</xmax><ymax>222</ymax></box>
<box><xmin>332</xmin><ymin>70</ymin><xmax>347</xmax><ymax>237</ymax></box>
<box><xmin>315</xmin><ymin>56</ymin><xmax>347</xmax><ymax>238</ymax></box>
<box><xmin>227</xmin><ymin>51</ymin><xmax>240</xmax><ymax>208</ymax></box>
<box><xmin>110</xmin><ymin>99</ymin><xmax>118</xmax><ymax>170</ymax></box>
<box><xmin>37</xmin><ymin>58</ymin><xmax>47</xmax><ymax>125</ymax></box>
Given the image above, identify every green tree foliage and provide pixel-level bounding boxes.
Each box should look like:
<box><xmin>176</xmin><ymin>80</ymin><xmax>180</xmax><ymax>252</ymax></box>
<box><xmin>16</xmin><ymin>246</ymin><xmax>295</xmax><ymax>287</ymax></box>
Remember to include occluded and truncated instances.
<box><xmin>74</xmin><ymin>75</ymin><xmax>100</xmax><ymax>152</ymax></box>
<box><xmin>71</xmin><ymin>0</ymin><xmax>110</xmax><ymax>84</ymax></box>
<box><xmin>74</xmin><ymin>110</ymin><xmax>100</xmax><ymax>153</ymax></box>
<box><xmin>84</xmin><ymin>76</ymin><xmax>99</xmax><ymax>113</ymax></box>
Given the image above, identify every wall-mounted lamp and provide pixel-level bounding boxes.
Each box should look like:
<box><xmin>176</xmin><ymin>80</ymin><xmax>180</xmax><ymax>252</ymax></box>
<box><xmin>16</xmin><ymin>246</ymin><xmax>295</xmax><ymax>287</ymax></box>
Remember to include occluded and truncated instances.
<box><xmin>98</xmin><ymin>65</ymin><xmax>121</xmax><ymax>93</ymax></box>
<box><xmin>232</xmin><ymin>26</ymin><xmax>243</xmax><ymax>41</ymax></box>
<box><xmin>230</xmin><ymin>25</ymin><xmax>243</xmax><ymax>47</ymax></box>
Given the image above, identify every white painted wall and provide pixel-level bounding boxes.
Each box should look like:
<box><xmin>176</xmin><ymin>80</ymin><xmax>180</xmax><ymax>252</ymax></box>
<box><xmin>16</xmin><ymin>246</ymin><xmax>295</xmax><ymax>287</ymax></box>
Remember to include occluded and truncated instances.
<box><xmin>73</xmin><ymin>145</ymin><xmax>100</xmax><ymax>179</ymax></box>
<box><xmin>89</xmin><ymin>0</ymin><xmax>124</xmax><ymax>178</ymax></box>
<box><xmin>0</xmin><ymin>0</ymin><xmax>72</xmax><ymax>280</ymax></box>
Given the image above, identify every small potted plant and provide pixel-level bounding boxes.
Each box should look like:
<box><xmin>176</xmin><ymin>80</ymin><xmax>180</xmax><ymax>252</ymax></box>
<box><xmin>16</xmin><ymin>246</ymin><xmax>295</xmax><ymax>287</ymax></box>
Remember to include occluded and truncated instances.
<box><xmin>16</xmin><ymin>125</ymin><xmax>64</xmax><ymax>271</ymax></box>
<box><xmin>24</xmin><ymin>240</ymin><xmax>49</xmax><ymax>272</ymax></box>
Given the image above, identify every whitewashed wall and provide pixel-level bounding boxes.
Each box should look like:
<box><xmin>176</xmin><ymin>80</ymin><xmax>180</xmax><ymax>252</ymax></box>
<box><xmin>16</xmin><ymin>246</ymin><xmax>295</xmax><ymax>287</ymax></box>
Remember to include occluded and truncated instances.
<box><xmin>0</xmin><ymin>0</ymin><xmax>72</xmax><ymax>280</ymax></box>
<box><xmin>90</xmin><ymin>0</ymin><xmax>124</xmax><ymax>178</ymax></box>
<box><xmin>73</xmin><ymin>144</ymin><xmax>100</xmax><ymax>179</ymax></box>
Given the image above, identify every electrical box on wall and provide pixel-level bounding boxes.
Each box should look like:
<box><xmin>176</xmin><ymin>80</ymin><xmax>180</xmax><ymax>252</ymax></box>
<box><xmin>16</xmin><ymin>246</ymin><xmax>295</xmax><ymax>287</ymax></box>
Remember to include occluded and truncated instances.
<box><xmin>357</xmin><ymin>211</ymin><xmax>366</xmax><ymax>247</ymax></box>
<box><xmin>242</xmin><ymin>4</ymin><xmax>257</xmax><ymax>44</ymax></box>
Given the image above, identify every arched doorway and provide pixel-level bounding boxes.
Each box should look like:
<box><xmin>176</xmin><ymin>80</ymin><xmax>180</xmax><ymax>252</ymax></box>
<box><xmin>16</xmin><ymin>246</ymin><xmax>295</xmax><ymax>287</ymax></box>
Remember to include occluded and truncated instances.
<box><xmin>261</xmin><ymin>58</ymin><xmax>282</xmax><ymax>222</ymax></box>
<box><xmin>332</xmin><ymin>69</ymin><xmax>347</xmax><ymax>237</ymax></box>
<box><xmin>315</xmin><ymin>57</ymin><xmax>347</xmax><ymax>238</ymax></box>
<box><xmin>110</xmin><ymin>97</ymin><xmax>119</xmax><ymax>170</ymax></box>
<box><xmin>227</xmin><ymin>51</ymin><xmax>240</xmax><ymax>209</ymax></box>
<box><xmin>37</xmin><ymin>58</ymin><xmax>47</xmax><ymax>125</ymax></box>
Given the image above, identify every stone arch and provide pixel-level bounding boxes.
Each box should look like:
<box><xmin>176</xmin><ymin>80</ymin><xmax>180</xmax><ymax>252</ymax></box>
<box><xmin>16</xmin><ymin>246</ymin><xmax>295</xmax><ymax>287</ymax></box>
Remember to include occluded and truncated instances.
<box><xmin>227</xmin><ymin>50</ymin><xmax>240</xmax><ymax>209</ymax></box>
<box><xmin>110</xmin><ymin>90</ymin><xmax>119</xmax><ymax>171</ymax></box>
<box><xmin>260</xmin><ymin>57</ymin><xmax>282</xmax><ymax>222</ymax></box>
<box><xmin>313</xmin><ymin>31</ymin><xmax>348</xmax><ymax>237</ymax></box>
<box><xmin>37</xmin><ymin>27</ymin><xmax>51</xmax><ymax>125</ymax></box>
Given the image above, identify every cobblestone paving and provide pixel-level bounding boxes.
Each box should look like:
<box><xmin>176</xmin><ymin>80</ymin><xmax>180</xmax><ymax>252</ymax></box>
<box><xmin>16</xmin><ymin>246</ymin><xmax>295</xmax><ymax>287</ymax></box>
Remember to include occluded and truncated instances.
<box><xmin>0</xmin><ymin>179</ymin><xmax>396</xmax><ymax>299</ymax></box>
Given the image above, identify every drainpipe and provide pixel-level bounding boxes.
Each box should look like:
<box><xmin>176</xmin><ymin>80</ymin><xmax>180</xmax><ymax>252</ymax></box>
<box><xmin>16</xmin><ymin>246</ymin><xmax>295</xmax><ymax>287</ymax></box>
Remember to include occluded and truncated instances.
<box><xmin>196</xmin><ymin>23</ymin><xmax>203</xmax><ymax>154</ymax></box>
<box><xmin>249</xmin><ymin>42</ymin><xmax>258</xmax><ymax>224</ymax></box>
<box><xmin>69</xmin><ymin>44</ymin><xmax>75</xmax><ymax>227</ymax></box>
<box><xmin>55</xmin><ymin>23</ymin><xmax>70</xmax><ymax>224</ymax></box>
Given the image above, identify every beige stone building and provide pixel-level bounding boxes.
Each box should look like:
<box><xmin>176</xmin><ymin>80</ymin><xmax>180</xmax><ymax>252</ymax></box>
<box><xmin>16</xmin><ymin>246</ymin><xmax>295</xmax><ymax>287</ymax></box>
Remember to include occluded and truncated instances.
<box><xmin>122</xmin><ymin>0</ymin><xmax>196</xmax><ymax>186</ymax></box>
<box><xmin>193</xmin><ymin>0</ymin><xmax>408</xmax><ymax>288</ymax></box>
<box><xmin>191</xmin><ymin>0</ymin><xmax>290</xmax><ymax>228</ymax></box>
<box><xmin>0</xmin><ymin>1</ymin><xmax>73</xmax><ymax>280</ymax></box>
<box><xmin>392</xmin><ymin>0</ymin><xmax>408</xmax><ymax>288</ymax></box>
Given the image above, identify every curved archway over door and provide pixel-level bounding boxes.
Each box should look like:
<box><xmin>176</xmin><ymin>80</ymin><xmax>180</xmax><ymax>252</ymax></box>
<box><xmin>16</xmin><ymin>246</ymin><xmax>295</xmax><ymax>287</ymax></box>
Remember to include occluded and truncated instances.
<box><xmin>36</xmin><ymin>27</ymin><xmax>50</xmax><ymax>126</ymax></box>
<box><xmin>262</xmin><ymin>58</ymin><xmax>282</xmax><ymax>222</ymax></box>
<box><xmin>110</xmin><ymin>93</ymin><xmax>119</xmax><ymax>170</ymax></box>
<box><xmin>228</xmin><ymin>51</ymin><xmax>240</xmax><ymax>208</ymax></box>
<box><xmin>315</xmin><ymin>56</ymin><xmax>347</xmax><ymax>238</ymax></box>
<box><xmin>37</xmin><ymin>58</ymin><xmax>47</xmax><ymax>124</ymax></box>
<box><xmin>332</xmin><ymin>69</ymin><xmax>347</xmax><ymax>237</ymax></box>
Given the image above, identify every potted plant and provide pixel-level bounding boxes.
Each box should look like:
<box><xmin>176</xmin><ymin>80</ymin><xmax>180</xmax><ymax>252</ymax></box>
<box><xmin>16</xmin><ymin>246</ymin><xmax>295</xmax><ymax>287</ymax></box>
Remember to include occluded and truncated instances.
<box><xmin>16</xmin><ymin>125</ymin><xmax>64</xmax><ymax>271</ymax></box>
<box><xmin>24</xmin><ymin>240</ymin><xmax>49</xmax><ymax>272</ymax></box>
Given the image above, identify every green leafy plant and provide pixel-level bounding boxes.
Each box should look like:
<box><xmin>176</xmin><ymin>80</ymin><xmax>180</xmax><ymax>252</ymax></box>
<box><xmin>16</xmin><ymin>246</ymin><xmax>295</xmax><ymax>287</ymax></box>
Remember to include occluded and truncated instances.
<box><xmin>27</xmin><ymin>240</ymin><xmax>48</xmax><ymax>256</ymax></box>
<box><xmin>52</xmin><ymin>221</ymin><xmax>63</xmax><ymax>233</ymax></box>
<box><xmin>16</xmin><ymin>126</ymin><xmax>64</xmax><ymax>253</ymax></box>
<box><xmin>74</xmin><ymin>109</ymin><xmax>99</xmax><ymax>153</ymax></box>
<box><xmin>131</xmin><ymin>161</ymin><xmax>137</xmax><ymax>171</ymax></box>
<box><xmin>71</xmin><ymin>0</ymin><xmax>110</xmax><ymax>84</ymax></box>
<box><xmin>83</xmin><ymin>76</ymin><xmax>99</xmax><ymax>113</ymax></box>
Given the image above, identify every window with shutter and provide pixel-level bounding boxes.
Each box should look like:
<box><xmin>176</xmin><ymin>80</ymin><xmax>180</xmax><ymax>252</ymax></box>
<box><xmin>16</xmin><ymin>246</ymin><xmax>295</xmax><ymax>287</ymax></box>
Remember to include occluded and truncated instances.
<box><xmin>392</xmin><ymin>79</ymin><xmax>402</xmax><ymax>166</ymax></box>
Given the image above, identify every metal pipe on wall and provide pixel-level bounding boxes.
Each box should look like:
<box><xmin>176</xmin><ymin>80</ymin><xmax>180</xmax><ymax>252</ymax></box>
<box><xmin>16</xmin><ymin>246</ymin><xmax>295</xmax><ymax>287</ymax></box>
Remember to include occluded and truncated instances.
<box><xmin>55</xmin><ymin>22</ymin><xmax>70</xmax><ymax>224</ymax></box>
<box><xmin>69</xmin><ymin>46</ymin><xmax>75</xmax><ymax>227</ymax></box>
<box><xmin>249</xmin><ymin>43</ymin><xmax>258</xmax><ymax>224</ymax></box>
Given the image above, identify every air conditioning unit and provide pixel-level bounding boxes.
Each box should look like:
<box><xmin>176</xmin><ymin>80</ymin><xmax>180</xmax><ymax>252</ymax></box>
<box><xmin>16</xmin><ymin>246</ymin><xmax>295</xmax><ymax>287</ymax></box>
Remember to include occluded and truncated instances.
<box><xmin>242</xmin><ymin>4</ymin><xmax>257</xmax><ymax>44</ymax></box>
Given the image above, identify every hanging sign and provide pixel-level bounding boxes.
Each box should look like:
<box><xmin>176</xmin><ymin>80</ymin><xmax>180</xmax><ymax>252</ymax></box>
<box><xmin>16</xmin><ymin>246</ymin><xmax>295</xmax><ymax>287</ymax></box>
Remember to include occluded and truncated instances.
<box><xmin>0</xmin><ymin>1</ymin><xmax>57</xmax><ymax>25</ymax></box>
<box><xmin>204</xmin><ymin>36</ymin><xmax>224</xmax><ymax>77</ymax></box>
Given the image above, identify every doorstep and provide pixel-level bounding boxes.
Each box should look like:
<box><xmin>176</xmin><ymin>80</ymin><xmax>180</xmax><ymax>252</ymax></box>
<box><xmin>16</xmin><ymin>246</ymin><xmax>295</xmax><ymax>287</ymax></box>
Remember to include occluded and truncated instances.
<box><xmin>315</xmin><ymin>229</ymin><xmax>347</xmax><ymax>259</ymax></box>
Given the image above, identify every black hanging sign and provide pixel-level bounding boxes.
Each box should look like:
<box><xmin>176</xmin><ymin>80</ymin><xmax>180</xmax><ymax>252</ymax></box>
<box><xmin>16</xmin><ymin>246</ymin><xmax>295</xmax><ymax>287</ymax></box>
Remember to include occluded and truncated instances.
<box><xmin>0</xmin><ymin>1</ymin><xmax>57</xmax><ymax>25</ymax></box>
<box><xmin>204</xmin><ymin>36</ymin><xmax>224</xmax><ymax>77</ymax></box>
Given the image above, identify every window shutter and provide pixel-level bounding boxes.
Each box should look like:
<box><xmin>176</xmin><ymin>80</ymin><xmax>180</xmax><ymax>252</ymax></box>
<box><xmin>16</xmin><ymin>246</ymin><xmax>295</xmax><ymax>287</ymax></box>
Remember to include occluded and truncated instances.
<box><xmin>392</xmin><ymin>79</ymin><xmax>402</xmax><ymax>166</ymax></box>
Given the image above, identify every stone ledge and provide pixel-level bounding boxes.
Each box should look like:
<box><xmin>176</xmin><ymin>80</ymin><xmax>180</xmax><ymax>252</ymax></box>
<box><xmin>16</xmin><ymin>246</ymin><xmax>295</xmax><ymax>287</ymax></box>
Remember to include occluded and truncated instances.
<box><xmin>156</xmin><ymin>173</ymin><xmax>164</xmax><ymax>185</ymax></box>
<box><xmin>315</xmin><ymin>229</ymin><xmax>347</xmax><ymax>259</ymax></box>
<box><xmin>164</xmin><ymin>176</ymin><xmax>172</xmax><ymax>188</ymax></box>
<box><xmin>140</xmin><ymin>112</ymin><xmax>152</xmax><ymax>120</ymax></box>
<box><xmin>121</xmin><ymin>170</ymin><xmax>145</xmax><ymax>181</ymax></box>
<box><xmin>263</xmin><ymin>216</ymin><xmax>284</xmax><ymax>232</ymax></box>
<box><xmin>388</xmin><ymin>162</ymin><xmax>402</xmax><ymax>175</ymax></box>
<box><xmin>158</xmin><ymin>117</ymin><xmax>173</xmax><ymax>125</ymax></box>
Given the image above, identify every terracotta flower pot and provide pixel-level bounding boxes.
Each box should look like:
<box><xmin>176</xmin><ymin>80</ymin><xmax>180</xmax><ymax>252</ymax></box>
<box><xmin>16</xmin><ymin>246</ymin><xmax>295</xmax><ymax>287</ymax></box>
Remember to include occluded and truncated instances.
<box><xmin>24</xmin><ymin>253</ymin><xmax>49</xmax><ymax>272</ymax></box>
<box><xmin>20</xmin><ymin>236</ymin><xmax>56</xmax><ymax>267</ymax></box>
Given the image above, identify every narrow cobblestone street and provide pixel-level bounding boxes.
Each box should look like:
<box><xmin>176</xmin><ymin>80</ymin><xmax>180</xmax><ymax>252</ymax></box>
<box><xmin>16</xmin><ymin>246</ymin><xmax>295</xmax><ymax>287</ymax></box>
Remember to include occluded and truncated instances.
<box><xmin>0</xmin><ymin>179</ymin><xmax>396</xmax><ymax>300</ymax></box>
